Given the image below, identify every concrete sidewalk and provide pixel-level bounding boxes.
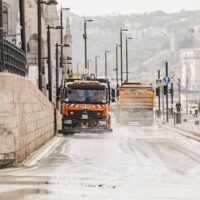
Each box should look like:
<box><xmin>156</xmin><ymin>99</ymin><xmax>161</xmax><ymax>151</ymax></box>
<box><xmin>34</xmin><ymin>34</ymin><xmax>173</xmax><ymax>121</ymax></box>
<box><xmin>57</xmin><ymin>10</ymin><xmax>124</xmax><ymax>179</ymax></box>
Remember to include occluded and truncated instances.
<box><xmin>158</xmin><ymin>113</ymin><xmax>200</xmax><ymax>141</ymax></box>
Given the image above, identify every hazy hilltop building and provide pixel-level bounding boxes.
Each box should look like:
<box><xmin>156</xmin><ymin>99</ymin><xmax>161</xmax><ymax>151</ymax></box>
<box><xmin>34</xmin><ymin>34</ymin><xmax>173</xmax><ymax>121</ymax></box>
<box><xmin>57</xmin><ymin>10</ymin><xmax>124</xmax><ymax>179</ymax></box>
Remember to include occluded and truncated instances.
<box><xmin>63</xmin><ymin>17</ymin><xmax>72</xmax><ymax>76</ymax></box>
<box><xmin>180</xmin><ymin>49</ymin><xmax>200</xmax><ymax>103</ymax></box>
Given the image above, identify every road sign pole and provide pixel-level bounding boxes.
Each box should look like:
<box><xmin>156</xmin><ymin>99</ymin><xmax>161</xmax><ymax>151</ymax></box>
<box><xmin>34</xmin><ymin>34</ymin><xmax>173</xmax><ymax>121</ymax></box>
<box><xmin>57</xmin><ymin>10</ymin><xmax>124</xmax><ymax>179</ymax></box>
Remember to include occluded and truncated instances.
<box><xmin>158</xmin><ymin>70</ymin><xmax>161</xmax><ymax>118</ymax></box>
<box><xmin>162</xmin><ymin>87</ymin><xmax>165</xmax><ymax>124</ymax></box>
<box><xmin>171</xmin><ymin>82</ymin><xmax>174</xmax><ymax>116</ymax></box>
<box><xmin>166</xmin><ymin>62</ymin><xmax>169</xmax><ymax>123</ymax></box>
<box><xmin>178</xmin><ymin>78</ymin><xmax>181</xmax><ymax>104</ymax></box>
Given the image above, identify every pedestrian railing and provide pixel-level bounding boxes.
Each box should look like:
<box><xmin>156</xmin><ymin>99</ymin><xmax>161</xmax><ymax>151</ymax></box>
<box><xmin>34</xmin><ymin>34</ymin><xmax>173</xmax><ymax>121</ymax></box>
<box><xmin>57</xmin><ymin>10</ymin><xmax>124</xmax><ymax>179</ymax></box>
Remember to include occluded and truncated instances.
<box><xmin>1</xmin><ymin>39</ymin><xmax>27</xmax><ymax>76</ymax></box>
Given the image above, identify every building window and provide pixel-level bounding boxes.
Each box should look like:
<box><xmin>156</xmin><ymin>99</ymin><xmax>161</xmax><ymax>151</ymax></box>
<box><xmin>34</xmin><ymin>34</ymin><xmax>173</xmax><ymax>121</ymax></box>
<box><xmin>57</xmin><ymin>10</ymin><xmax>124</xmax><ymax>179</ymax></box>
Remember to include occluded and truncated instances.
<box><xmin>27</xmin><ymin>34</ymin><xmax>39</xmax><ymax>65</ymax></box>
<box><xmin>3</xmin><ymin>6</ymin><xmax>8</xmax><ymax>34</ymax></box>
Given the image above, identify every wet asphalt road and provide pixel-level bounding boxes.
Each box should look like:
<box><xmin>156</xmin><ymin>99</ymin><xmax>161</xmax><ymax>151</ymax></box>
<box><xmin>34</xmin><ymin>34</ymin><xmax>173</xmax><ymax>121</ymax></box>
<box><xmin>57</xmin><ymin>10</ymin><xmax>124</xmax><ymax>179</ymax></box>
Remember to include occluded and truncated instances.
<box><xmin>1</xmin><ymin>117</ymin><xmax>200</xmax><ymax>199</ymax></box>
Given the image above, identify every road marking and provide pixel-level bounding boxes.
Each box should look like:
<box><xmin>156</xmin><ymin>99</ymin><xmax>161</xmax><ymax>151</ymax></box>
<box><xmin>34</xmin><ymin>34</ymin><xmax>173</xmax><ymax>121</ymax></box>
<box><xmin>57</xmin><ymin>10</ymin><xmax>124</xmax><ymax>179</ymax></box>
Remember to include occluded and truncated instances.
<box><xmin>23</xmin><ymin>136</ymin><xmax>64</xmax><ymax>167</ymax></box>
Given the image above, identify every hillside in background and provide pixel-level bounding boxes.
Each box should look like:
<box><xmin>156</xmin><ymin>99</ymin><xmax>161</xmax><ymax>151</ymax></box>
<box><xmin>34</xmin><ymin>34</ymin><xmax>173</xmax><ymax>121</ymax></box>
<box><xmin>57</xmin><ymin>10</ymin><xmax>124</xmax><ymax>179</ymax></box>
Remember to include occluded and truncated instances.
<box><xmin>70</xmin><ymin>10</ymin><xmax>200</xmax><ymax>84</ymax></box>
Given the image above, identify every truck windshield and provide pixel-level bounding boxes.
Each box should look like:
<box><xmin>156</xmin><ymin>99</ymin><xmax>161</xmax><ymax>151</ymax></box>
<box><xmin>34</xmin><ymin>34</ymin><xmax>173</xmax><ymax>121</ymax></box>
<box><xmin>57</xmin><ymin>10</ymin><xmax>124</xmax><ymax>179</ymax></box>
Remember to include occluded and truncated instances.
<box><xmin>121</xmin><ymin>87</ymin><xmax>152</xmax><ymax>92</ymax></box>
<box><xmin>66</xmin><ymin>89</ymin><xmax>107</xmax><ymax>103</ymax></box>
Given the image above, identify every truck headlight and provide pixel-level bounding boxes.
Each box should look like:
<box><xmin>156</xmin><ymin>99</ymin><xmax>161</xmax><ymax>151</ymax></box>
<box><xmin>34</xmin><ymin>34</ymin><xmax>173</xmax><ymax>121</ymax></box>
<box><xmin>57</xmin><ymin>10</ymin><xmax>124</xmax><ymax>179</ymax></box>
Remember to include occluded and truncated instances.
<box><xmin>64</xmin><ymin>120</ymin><xmax>72</xmax><ymax>125</ymax></box>
<box><xmin>98</xmin><ymin>121</ymin><xmax>107</xmax><ymax>126</ymax></box>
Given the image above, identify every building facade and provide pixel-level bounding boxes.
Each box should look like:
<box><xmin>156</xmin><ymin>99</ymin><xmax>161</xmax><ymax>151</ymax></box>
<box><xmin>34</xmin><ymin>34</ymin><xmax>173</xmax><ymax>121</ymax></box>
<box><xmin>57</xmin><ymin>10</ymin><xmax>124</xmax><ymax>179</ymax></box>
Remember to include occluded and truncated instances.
<box><xmin>2</xmin><ymin>0</ymin><xmax>72</xmax><ymax>103</ymax></box>
<box><xmin>180</xmin><ymin>49</ymin><xmax>200</xmax><ymax>104</ymax></box>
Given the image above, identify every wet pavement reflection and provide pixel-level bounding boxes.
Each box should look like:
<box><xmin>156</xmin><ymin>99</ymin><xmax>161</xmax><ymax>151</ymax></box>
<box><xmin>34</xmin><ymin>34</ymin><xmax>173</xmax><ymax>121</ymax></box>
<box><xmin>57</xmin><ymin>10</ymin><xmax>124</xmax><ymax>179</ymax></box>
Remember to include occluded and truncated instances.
<box><xmin>1</xmin><ymin>118</ymin><xmax>200</xmax><ymax>199</ymax></box>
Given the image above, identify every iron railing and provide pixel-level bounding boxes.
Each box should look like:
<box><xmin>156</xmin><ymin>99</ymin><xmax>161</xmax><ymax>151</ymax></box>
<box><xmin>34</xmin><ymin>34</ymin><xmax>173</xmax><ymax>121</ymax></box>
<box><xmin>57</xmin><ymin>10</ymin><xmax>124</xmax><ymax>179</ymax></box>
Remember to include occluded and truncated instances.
<box><xmin>1</xmin><ymin>39</ymin><xmax>27</xmax><ymax>76</ymax></box>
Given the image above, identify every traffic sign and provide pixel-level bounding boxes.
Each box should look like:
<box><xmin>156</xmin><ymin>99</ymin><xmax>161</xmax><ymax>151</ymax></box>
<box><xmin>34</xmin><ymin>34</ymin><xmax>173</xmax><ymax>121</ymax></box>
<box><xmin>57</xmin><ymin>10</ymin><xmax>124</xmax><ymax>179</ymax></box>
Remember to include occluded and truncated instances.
<box><xmin>169</xmin><ymin>71</ymin><xmax>175</xmax><ymax>78</ymax></box>
<box><xmin>156</xmin><ymin>79</ymin><xmax>162</xmax><ymax>86</ymax></box>
<box><xmin>163</xmin><ymin>76</ymin><xmax>171</xmax><ymax>84</ymax></box>
<box><xmin>171</xmin><ymin>77</ymin><xmax>176</xmax><ymax>84</ymax></box>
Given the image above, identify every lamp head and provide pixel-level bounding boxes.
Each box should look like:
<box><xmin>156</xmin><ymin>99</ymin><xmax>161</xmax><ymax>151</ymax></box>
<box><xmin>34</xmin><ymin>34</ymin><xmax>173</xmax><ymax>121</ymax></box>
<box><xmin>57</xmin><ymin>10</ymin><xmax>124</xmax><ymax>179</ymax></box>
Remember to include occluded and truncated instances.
<box><xmin>63</xmin><ymin>44</ymin><xmax>70</xmax><ymax>47</ymax></box>
<box><xmin>66</xmin><ymin>56</ymin><xmax>72</xmax><ymax>60</ymax></box>
<box><xmin>47</xmin><ymin>0</ymin><xmax>58</xmax><ymax>5</ymax></box>
<box><xmin>54</xmin><ymin>26</ymin><xmax>62</xmax><ymax>29</ymax></box>
<box><xmin>85</xmin><ymin>19</ymin><xmax>93</xmax><ymax>22</ymax></box>
<box><xmin>62</xmin><ymin>7</ymin><xmax>70</xmax><ymax>10</ymax></box>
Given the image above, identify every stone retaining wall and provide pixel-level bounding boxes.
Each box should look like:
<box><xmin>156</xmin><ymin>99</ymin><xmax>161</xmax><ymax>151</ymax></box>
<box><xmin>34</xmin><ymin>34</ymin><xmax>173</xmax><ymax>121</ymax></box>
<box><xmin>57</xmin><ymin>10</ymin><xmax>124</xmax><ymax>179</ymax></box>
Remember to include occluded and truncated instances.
<box><xmin>0</xmin><ymin>73</ymin><xmax>61</xmax><ymax>165</ymax></box>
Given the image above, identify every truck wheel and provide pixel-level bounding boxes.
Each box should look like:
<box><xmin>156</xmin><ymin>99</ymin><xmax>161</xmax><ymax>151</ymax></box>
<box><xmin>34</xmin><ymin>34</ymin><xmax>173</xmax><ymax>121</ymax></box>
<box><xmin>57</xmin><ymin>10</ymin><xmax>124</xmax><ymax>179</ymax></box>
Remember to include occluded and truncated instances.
<box><xmin>63</xmin><ymin>131</ymin><xmax>75</xmax><ymax>136</ymax></box>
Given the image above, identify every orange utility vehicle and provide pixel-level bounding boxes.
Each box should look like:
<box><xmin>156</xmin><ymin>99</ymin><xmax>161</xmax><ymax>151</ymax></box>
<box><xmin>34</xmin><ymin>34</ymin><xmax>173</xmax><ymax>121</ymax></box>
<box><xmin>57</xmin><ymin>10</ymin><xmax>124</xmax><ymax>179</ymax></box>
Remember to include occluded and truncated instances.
<box><xmin>59</xmin><ymin>78</ymin><xmax>114</xmax><ymax>134</ymax></box>
<box><xmin>117</xmin><ymin>82</ymin><xmax>154</xmax><ymax>125</ymax></box>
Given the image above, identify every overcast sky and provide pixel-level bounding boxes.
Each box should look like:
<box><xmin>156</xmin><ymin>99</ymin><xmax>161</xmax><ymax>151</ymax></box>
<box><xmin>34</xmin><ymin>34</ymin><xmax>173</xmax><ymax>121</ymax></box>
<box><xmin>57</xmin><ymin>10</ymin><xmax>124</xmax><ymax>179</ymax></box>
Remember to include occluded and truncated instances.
<box><xmin>58</xmin><ymin>0</ymin><xmax>200</xmax><ymax>16</ymax></box>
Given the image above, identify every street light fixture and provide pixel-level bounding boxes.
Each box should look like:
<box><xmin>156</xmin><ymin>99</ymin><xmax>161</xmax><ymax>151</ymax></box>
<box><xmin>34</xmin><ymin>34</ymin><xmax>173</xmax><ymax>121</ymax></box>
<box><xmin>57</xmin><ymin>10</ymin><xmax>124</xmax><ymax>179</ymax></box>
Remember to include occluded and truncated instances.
<box><xmin>37</xmin><ymin>0</ymin><xmax>58</xmax><ymax>92</ymax></box>
<box><xmin>87</xmin><ymin>59</ymin><xmax>92</xmax><ymax>71</ymax></box>
<box><xmin>0</xmin><ymin>0</ymin><xmax>4</xmax><ymax>72</ymax></box>
<box><xmin>125</xmin><ymin>36</ymin><xmax>132</xmax><ymax>82</ymax></box>
<box><xmin>105</xmin><ymin>50</ymin><xmax>110</xmax><ymax>79</ymax></box>
<box><xmin>76</xmin><ymin>62</ymin><xmax>80</xmax><ymax>74</ymax></box>
<box><xmin>120</xmin><ymin>27</ymin><xmax>128</xmax><ymax>85</ymax></box>
<box><xmin>83</xmin><ymin>18</ymin><xmax>93</xmax><ymax>69</ymax></box>
<box><xmin>60</xmin><ymin>6</ymin><xmax>70</xmax><ymax>69</ymax></box>
<box><xmin>19</xmin><ymin>0</ymin><xmax>26</xmax><ymax>53</ymax></box>
<box><xmin>95</xmin><ymin>55</ymin><xmax>100</xmax><ymax>78</ymax></box>
<box><xmin>114</xmin><ymin>44</ymin><xmax>121</xmax><ymax>90</ymax></box>
<box><xmin>46</xmin><ymin>25</ymin><xmax>62</xmax><ymax>102</ymax></box>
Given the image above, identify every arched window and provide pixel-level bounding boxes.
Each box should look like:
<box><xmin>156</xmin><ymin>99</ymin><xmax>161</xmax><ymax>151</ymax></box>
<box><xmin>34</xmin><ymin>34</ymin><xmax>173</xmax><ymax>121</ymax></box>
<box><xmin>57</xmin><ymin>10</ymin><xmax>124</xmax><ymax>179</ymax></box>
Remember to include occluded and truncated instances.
<box><xmin>27</xmin><ymin>34</ymin><xmax>38</xmax><ymax>65</ymax></box>
<box><xmin>3</xmin><ymin>6</ymin><xmax>8</xmax><ymax>34</ymax></box>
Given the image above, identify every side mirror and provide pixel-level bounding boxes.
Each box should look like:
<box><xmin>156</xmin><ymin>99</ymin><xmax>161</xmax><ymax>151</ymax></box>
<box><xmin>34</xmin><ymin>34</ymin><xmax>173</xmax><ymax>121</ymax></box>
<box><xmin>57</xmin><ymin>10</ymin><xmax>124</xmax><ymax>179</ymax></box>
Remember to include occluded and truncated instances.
<box><xmin>117</xmin><ymin>89</ymin><xmax>119</xmax><ymax>97</ymax></box>
<box><xmin>57</xmin><ymin>87</ymin><xmax>61</xmax><ymax>96</ymax></box>
<box><xmin>111</xmin><ymin>88</ymin><xmax>116</xmax><ymax>102</ymax></box>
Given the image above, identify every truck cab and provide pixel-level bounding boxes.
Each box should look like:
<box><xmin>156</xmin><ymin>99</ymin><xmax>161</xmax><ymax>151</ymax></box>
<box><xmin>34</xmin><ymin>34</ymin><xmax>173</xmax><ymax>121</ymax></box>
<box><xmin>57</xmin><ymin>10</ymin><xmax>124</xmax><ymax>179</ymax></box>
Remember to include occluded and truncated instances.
<box><xmin>60</xmin><ymin>79</ymin><xmax>112</xmax><ymax>134</ymax></box>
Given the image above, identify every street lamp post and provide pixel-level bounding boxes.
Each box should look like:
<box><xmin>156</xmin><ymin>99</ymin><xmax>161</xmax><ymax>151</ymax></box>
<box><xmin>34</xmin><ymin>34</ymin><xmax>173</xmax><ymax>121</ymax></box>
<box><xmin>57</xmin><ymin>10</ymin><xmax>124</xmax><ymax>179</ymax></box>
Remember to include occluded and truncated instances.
<box><xmin>0</xmin><ymin>0</ymin><xmax>4</xmax><ymax>72</ymax></box>
<box><xmin>105</xmin><ymin>50</ymin><xmax>110</xmax><ymax>79</ymax></box>
<box><xmin>87</xmin><ymin>59</ymin><xmax>92</xmax><ymax>71</ymax></box>
<box><xmin>37</xmin><ymin>0</ymin><xmax>57</xmax><ymax>92</ymax></box>
<box><xmin>60</xmin><ymin>6</ymin><xmax>70</xmax><ymax>69</ymax></box>
<box><xmin>19</xmin><ymin>0</ymin><xmax>26</xmax><ymax>53</ymax></box>
<box><xmin>83</xmin><ymin>19</ymin><xmax>93</xmax><ymax>69</ymax></box>
<box><xmin>47</xmin><ymin>25</ymin><xmax>62</xmax><ymax>102</ymax></box>
<box><xmin>120</xmin><ymin>27</ymin><xmax>128</xmax><ymax>85</ymax></box>
<box><xmin>125</xmin><ymin>36</ymin><xmax>132</xmax><ymax>82</ymax></box>
<box><xmin>115</xmin><ymin>44</ymin><xmax>120</xmax><ymax>90</ymax></box>
<box><xmin>55</xmin><ymin>43</ymin><xmax>59</xmax><ymax>109</ymax></box>
<box><xmin>77</xmin><ymin>62</ymin><xmax>80</xmax><ymax>74</ymax></box>
<box><xmin>47</xmin><ymin>25</ymin><xmax>53</xmax><ymax>102</ymax></box>
<box><xmin>95</xmin><ymin>55</ymin><xmax>100</xmax><ymax>78</ymax></box>
<box><xmin>55</xmin><ymin>43</ymin><xmax>70</xmax><ymax>109</ymax></box>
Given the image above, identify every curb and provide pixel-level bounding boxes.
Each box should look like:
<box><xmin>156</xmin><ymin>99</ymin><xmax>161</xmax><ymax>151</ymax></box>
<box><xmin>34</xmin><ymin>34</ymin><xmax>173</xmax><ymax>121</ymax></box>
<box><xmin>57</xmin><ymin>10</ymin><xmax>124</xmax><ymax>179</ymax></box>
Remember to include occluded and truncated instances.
<box><xmin>163</xmin><ymin>123</ymin><xmax>200</xmax><ymax>142</ymax></box>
